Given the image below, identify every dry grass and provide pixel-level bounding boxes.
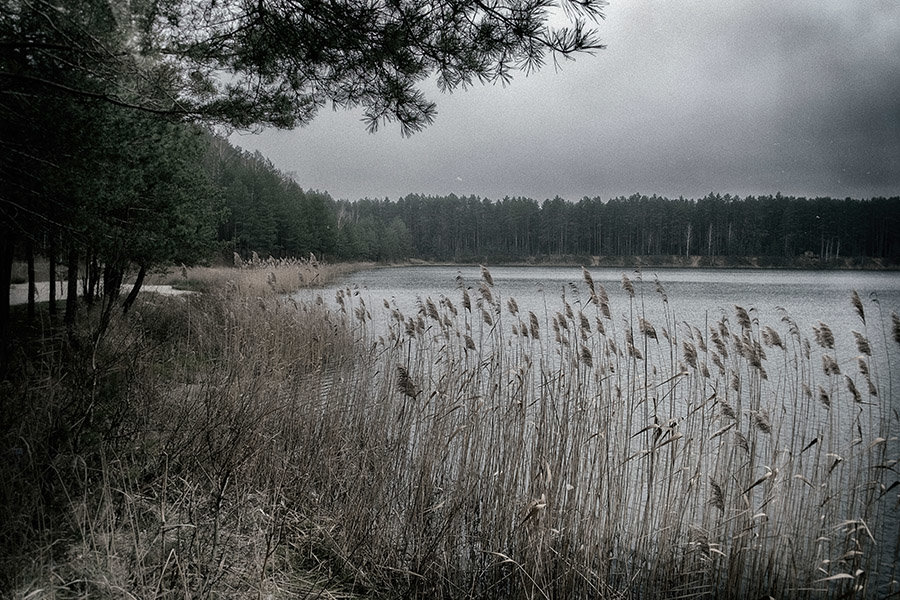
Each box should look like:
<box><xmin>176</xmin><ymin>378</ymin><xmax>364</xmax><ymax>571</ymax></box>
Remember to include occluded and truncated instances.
<box><xmin>147</xmin><ymin>255</ymin><xmax>368</xmax><ymax>295</ymax></box>
<box><xmin>4</xmin><ymin>266</ymin><xmax>898</xmax><ymax>599</ymax></box>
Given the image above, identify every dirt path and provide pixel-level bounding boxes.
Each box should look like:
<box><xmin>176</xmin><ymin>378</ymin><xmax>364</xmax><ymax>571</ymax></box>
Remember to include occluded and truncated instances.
<box><xmin>8</xmin><ymin>282</ymin><xmax>195</xmax><ymax>306</ymax></box>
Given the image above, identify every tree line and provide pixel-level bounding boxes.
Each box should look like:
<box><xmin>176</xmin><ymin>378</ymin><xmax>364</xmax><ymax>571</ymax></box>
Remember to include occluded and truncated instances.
<box><xmin>324</xmin><ymin>193</ymin><xmax>898</xmax><ymax>264</ymax></box>
<box><xmin>207</xmin><ymin>168</ymin><xmax>898</xmax><ymax>264</ymax></box>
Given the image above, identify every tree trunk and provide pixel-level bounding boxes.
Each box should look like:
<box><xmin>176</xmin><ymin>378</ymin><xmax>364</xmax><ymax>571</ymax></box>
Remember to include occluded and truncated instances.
<box><xmin>48</xmin><ymin>230</ymin><xmax>57</xmax><ymax>318</ymax></box>
<box><xmin>0</xmin><ymin>232</ymin><xmax>14</xmax><ymax>368</ymax></box>
<box><xmin>64</xmin><ymin>243</ymin><xmax>79</xmax><ymax>338</ymax></box>
<box><xmin>26</xmin><ymin>239</ymin><xmax>36</xmax><ymax>322</ymax></box>
<box><xmin>96</xmin><ymin>263</ymin><xmax>123</xmax><ymax>338</ymax></box>
<box><xmin>122</xmin><ymin>264</ymin><xmax>146</xmax><ymax>314</ymax></box>
<box><xmin>85</xmin><ymin>253</ymin><xmax>99</xmax><ymax>305</ymax></box>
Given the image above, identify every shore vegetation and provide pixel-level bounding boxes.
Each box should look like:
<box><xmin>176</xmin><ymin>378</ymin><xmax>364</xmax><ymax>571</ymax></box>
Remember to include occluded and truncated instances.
<box><xmin>3</xmin><ymin>264</ymin><xmax>897</xmax><ymax>598</ymax></box>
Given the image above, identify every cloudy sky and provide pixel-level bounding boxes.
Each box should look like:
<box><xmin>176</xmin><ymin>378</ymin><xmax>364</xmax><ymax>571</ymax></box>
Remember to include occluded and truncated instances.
<box><xmin>229</xmin><ymin>1</ymin><xmax>900</xmax><ymax>202</ymax></box>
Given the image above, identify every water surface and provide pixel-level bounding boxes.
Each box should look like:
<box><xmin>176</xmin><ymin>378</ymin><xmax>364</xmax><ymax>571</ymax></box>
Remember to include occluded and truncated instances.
<box><xmin>299</xmin><ymin>266</ymin><xmax>900</xmax><ymax>355</ymax></box>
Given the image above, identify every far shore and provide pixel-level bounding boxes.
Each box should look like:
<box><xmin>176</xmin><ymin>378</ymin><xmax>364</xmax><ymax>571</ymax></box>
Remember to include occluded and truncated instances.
<box><xmin>397</xmin><ymin>254</ymin><xmax>898</xmax><ymax>270</ymax></box>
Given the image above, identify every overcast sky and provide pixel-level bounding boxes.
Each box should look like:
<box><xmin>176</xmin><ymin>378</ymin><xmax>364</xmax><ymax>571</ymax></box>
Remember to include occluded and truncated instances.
<box><xmin>229</xmin><ymin>0</ymin><xmax>900</xmax><ymax>202</ymax></box>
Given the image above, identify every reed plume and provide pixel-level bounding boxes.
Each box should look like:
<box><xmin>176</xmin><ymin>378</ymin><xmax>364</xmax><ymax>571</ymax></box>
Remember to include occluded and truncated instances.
<box><xmin>814</xmin><ymin>322</ymin><xmax>835</xmax><ymax>349</ymax></box>
<box><xmin>621</xmin><ymin>273</ymin><xmax>635</xmax><ymax>298</ymax></box>
<box><xmin>481</xmin><ymin>264</ymin><xmax>494</xmax><ymax>286</ymax></box>
<box><xmin>853</xmin><ymin>331</ymin><xmax>871</xmax><ymax>356</ymax></box>
<box><xmin>735</xmin><ymin>305</ymin><xmax>752</xmax><ymax>330</ymax></box>
<box><xmin>397</xmin><ymin>365</ymin><xmax>419</xmax><ymax>398</ymax></box>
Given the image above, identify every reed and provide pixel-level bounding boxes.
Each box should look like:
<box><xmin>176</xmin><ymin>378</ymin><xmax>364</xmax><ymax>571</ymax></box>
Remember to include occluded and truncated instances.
<box><xmin>310</xmin><ymin>270</ymin><xmax>899</xmax><ymax>598</ymax></box>
<box><xmin>151</xmin><ymin>258</ymin><xmax>367</xmax><ymax>295</ymax></box>
<box><xmin>5</xmin><ymin>268</ymin><xmax>898</xmax><ymax>599</ymax></box>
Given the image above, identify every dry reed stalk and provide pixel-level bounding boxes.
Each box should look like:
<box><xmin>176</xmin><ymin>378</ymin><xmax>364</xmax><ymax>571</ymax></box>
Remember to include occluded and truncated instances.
<box><xmin>639</xmin><ymin>317</ymin><xmax>658</xmax><ymax>340</ymax></box>
<box><xmin>621</xmin><ymin>274</ymin><xmax>635</xmax><ymax>298</ymax></box>
<box><xmin>814</xmin><ymin>322</ymin><xmax>836</xmax><ymax>349</ymax></box>
<box><xmin>822</xmin><ymin>354</ymin><xmax>841</xmax><ymax>376</ymax></box>
<box><xmin>762</xmin><ymin>326</ymin><xmax>783</xmax><ymax>349</ymax></box>
<box><xmin>853</xmin><ymin>331</ymin><xmax>872</xmax><ymax>356</ymax></box>
<box><xmin>851</xmin><ymin>290</ymin><xmax>865</xmax><ymax>323</ymax></box>
<box><xmin>480</xmin><ymin>264</ymin><xmax>494</xmax><ymax>286</ymax></box>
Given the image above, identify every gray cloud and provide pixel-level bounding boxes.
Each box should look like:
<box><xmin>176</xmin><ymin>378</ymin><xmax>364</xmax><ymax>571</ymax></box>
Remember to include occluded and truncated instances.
<box><xmin>230</xmin><ymin>1</ymin><xmax>900</xmax><ymax>201</ymax></box>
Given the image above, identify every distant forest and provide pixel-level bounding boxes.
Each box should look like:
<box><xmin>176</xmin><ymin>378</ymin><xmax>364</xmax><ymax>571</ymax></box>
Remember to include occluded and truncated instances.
<box><xmin>220</xmin><ymin>141</ymin><xmax>899</xmax><ymax>266</ymax></box>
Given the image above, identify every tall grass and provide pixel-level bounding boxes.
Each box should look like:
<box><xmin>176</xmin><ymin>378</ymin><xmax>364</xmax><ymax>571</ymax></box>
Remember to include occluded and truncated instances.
<box><xmin>149</xmin><ymin>257</ymin><xmax>365</xmax><ymax>295</ymax></box>
<box><xmin>4</xmin><ymin>266</ymin><xmax>897</xmax><ymax>598</ymax></box>
<box><xmin>307</xmin><ymin>267</ymin><xmax>899</xmax><ymax>598</ymax></box>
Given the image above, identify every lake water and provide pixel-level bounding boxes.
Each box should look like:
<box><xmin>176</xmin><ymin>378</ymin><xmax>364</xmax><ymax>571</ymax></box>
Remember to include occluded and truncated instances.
<box><xmin>299</xmin><ymin>266</ymin><xmax>900</xmax><ymax>355</ymax></box>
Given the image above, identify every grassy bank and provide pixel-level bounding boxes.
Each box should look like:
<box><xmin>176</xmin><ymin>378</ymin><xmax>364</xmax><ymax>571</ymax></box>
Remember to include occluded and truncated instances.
<box><xmin>3</xmin><ymin>264</ymin><xmax>898</xmax><ymax>598</ymax></box>
<box><xmin>2</xmin><ymin>260</ymin><xmax>361</xmax><ymax>597</ymax></box>
<box><xmin>145</xmin><ymin>258</ymin><xmax>369</xmax><ymax>294</ymax></box>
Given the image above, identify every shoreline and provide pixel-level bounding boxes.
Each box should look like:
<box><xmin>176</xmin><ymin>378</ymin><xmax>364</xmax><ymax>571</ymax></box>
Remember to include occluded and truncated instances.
<box><xmin>396</xmin><ymin>255</ymin><xmax>899</xmax><ymax>271</ymax></box>
<box><xmin>10</xmin><ymin>255</ymin><xmax>897</xmax><ymax>306</ymax></box>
